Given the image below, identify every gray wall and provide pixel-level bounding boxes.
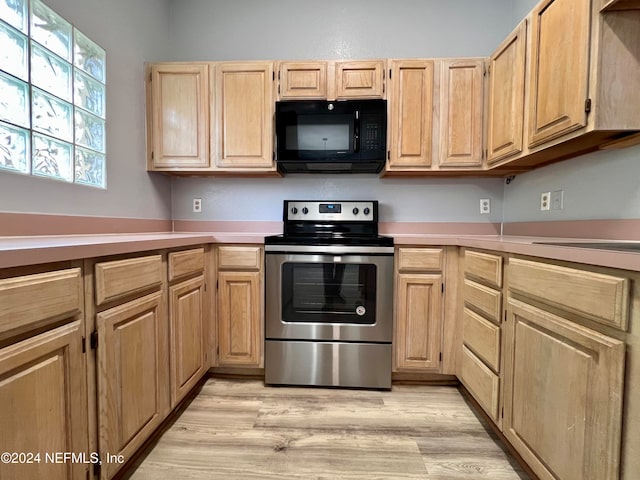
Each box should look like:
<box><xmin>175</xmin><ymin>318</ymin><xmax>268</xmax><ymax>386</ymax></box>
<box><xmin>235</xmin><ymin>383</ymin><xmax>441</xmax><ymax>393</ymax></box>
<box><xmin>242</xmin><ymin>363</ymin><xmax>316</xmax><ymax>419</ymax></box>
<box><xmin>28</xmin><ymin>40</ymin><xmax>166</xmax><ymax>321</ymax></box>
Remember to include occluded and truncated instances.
<box><xmin>0</xmin><ymin>0</ymin><xmax>173</xmax><ymax>219</ymax></box>
<box><xmin>169</xmin><ymin>0</ymin><xmax>514</xmax><ymax>223</ymax></box>
<box><xmin>503</xmin><ymin>145</ymin><xmax>640</xmax><ymax>222</ymax></box>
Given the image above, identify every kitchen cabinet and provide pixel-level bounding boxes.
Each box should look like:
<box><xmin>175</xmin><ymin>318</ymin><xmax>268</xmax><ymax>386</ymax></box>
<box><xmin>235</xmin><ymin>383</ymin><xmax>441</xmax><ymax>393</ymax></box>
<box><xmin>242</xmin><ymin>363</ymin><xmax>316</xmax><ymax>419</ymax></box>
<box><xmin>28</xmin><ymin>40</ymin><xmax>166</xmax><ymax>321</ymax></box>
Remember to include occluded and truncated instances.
<box><xmin>92</xmin><ymin>254</ymin><xmax>169</xmax><ymax>479</ymax></box>
<box><xmin>394</xmin><ymin>248</ymin><xmax>443</xmax><ymax>371</ymax></box>
<box><xmin>216</xmin><ymin>246</ymin><xmax>263</xmax><ymax>368</ymax></box>
<box><xmin>147</xmin><ymin>63</ymin><xmax>210</xmax><ymax>171</ymax></box>
<box><xmin>386</xmin><ymin>59</ymin><xmax>435</xmax><ymax>170</ymax></box>
<box><xmin>503</xmin><ymin>257</ymin><xmax>627</xmax><ymax>480</ymax></box>
<box><xmin>486</xmin><ymin>20</ymin><xmax>527</xmax><ymax>165</ymax></box>
<box><xmin>459</xmin><ymin>250</ymin><xmax>504</xmax><ymax>424</ymax></box>
<box><xmin>276</xmin><ymin>60</ymin><xmax>385</xmax><ymax>100</ymax></box>
<box><xmin>215</xmin><ymin>62</ymin><xmax>276</xmax><ymax>171</ymax></box>
<box><xmin>488</xmin><ymin>0</ymin><xmax>640</xmax><ymax>170</ymax></box>
<box><xmin>168</xmin><ymin>248</ymin><xmax>207</xmax><ymax>407</ymax></box>
<box><xmin>438</xmin><ymin>59</ymin><xmax>485</xmax><ymax>168</ymax></box>
<box><xmin>0</xmin><ymin>266</ymin><xmax>88</xmax><ymax>480</ymax></box>
<box><xmin>277</xmin><ymin>61</ymin><xmax>327</xmax><ymax>99</ymax></box>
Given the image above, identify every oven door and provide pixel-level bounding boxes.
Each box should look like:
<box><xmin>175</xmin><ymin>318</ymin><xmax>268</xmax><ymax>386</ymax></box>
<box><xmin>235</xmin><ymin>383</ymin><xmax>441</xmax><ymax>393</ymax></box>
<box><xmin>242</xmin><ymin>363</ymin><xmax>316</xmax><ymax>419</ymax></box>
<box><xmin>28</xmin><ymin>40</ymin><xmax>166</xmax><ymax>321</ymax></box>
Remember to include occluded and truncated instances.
<box><xmin>265</xmin><ymin>252</ymin><xmax>393</xmax><ymax>343</ymax></box>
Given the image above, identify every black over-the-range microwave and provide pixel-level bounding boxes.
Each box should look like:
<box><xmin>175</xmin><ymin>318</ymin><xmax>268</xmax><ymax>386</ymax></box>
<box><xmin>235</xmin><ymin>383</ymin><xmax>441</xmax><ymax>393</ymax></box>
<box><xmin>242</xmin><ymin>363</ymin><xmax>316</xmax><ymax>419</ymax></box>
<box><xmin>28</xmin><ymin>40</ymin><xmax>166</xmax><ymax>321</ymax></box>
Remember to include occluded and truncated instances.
<box><xmin>275</xmin><ymin>99</ymin><xmax>387</xmax><ymax>174</ymax></box>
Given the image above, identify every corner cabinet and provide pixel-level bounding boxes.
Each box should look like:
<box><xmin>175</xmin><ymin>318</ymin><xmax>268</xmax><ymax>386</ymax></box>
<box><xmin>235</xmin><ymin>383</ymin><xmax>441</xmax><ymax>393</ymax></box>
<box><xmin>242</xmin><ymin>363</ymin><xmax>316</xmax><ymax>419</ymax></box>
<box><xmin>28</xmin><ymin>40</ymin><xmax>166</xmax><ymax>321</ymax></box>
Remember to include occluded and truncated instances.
<box><xmin>394</xmin><ymin>247</ymin><xmax>444</xmax><ymax>371</ymax></box>
<box><xmin>216</xmin><ymin>246</ymin><xmax>263</xmax><ymax>368</ymax></box>
<box><xmin>147</xmin><ymin>61</ymin><xmax>277</xmax><ymax>174</ymax></box>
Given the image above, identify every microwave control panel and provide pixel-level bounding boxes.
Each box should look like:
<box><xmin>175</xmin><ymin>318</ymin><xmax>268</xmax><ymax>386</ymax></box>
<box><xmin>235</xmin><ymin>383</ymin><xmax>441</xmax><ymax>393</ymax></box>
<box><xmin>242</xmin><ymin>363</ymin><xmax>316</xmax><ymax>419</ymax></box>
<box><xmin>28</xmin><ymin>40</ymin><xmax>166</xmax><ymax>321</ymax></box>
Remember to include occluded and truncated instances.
<box><xmin>361</xmin><ymin>115</ymin><xmax>384</xmax><ymax>151</ymax></box>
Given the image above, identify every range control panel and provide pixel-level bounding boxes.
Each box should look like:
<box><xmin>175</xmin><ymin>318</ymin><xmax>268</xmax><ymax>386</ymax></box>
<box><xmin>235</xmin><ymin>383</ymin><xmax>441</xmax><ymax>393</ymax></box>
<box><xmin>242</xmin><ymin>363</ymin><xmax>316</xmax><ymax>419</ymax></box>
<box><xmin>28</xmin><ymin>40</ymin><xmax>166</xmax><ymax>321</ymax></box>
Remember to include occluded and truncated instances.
<box><xmin>285</xmin><ymin>201</ymin><xmax>377</xmax><ymax>222</ymax></box>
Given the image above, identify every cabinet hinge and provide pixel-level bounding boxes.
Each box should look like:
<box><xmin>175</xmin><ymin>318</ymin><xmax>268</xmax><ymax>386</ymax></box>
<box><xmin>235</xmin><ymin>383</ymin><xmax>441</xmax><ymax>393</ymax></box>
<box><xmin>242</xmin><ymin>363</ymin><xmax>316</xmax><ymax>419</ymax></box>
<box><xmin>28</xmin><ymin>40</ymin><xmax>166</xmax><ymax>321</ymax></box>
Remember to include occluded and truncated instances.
<box><xmin>151</xmin><ymin>151</ymin><xmax>154</xmax><ymax>160</ymax></box>
<box><xmin>278</xmin><ymin>84</ymin><xmax>280</xmax><ymax>95</ymax></box>
<box><xmin>389</xmin><ymin>68</ymin><xmax>392</xmax><ymax>80</ymax></box>
<box><xmin>272</xmin><ymin>151</ymin><xmax>276</xmax><ymax>161</ymax></box>
<box><xmin>216</xmin><ymin>346</ymin><xmax>219</xmax><ymax>356</ymax></box>
<box><xmin>585</xmin><ymin>98</ymin><xmax>592</xmax><ymax>114</ymax></box>
<box><xmin>278</xmin><ymin>71</ymin><xmax>280</xmax><ymax>81</ymax></box>
<box><xmin>82</xmin><ymin>336</ymin><xmax>86</xmax><ymax>353</ymax></box>
<box><xmin>90</xmin><ymin>330</ymin><xmax>98</xmax><ymax>350</ymax></box>
<box><xmin>216</xmin><ymin>280</ymin><xmax>219</xmax><ymax>290</ymax></box>
<box><xmin>387</xmin><ymin>150</ymin><xmax>390</xmax><ymax>160</ymax></box>
<box><xmin>504</xmin><ymin>310</ymin><xmax>507</xmax><ymax>323</ymax></box>
<box><xmin>441</xmin><ymin>283</ymin><xmax>445</xmax><ymax>294</ymax></box>
<box><xmin>501</xmin><ymin>406</ymin><xmax>504</xmax><ymax>418</ymax></box>
<box><xmin>272</xmin><ymin>71</ymin><xmax>275</xmax><ymax>81</ymax></box>
<box><xmin>439</xmin><ymin>352</ymin><xmax>442</xmax><ymax>362</ymax></box>
<box><xmin>149</xmin><ymin>72</ymin><xmax>152</xmax><ymax>82</ymax></box>
<box><xmin>204</xmin><ymin>283</ymin><xmax>207</xmax><ymax>292</ymax></box>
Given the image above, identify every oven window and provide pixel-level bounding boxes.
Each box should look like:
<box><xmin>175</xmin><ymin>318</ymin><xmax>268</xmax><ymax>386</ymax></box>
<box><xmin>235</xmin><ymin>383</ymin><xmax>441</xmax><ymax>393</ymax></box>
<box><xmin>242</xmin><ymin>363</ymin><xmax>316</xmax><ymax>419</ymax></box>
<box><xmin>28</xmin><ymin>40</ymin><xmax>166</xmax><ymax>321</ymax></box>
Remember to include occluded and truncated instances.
<box><xmin>281</xmin><ymin>262</ymin><xmax>376</xmax><ymax>324</ymax></box>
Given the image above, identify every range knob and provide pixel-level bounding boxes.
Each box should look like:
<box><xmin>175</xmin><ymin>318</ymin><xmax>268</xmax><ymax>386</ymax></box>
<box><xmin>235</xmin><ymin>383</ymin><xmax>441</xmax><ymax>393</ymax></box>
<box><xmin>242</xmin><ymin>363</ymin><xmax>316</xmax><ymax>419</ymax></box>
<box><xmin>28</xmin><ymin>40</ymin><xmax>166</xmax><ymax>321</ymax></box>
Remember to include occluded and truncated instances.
<box><xmin>291</xmin><ymin>207</ymin><xmax>298</xmax><ymax>214</ymax></box>
<box><xmin>353</xmin><ymin>207</ymin><xmax>359</xmax><ymax>215</ymax></box>
<box><xmin>302</xmin><ymin>207</ymin><xmax>309</xmax><ymax>215</ymax></box>
<box><xmin>363</xmin><ymin>207</ymin><xmax>371</xmax><ymax>215</ymax></box>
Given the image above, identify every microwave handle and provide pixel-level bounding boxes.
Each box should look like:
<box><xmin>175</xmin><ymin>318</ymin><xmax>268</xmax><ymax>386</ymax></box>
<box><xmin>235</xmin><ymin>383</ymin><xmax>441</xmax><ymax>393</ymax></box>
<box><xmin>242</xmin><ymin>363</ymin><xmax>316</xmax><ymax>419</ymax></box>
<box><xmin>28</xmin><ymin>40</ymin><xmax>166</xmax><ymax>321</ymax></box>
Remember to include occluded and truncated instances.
<box><xmin>354</xmin><ymin>110</ymin><xmax>360</xmax><ymax>153</ymax></box>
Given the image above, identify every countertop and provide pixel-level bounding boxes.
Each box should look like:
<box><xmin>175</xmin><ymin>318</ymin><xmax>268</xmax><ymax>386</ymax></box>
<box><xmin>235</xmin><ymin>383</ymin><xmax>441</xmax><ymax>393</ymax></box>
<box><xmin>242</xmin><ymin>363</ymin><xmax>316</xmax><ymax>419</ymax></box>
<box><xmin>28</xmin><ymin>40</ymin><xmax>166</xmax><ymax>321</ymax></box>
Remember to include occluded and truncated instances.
<box><xmin>1</xmin><ymin>231</ymin><xmax>640</xmax><ymax>272</ymax></box>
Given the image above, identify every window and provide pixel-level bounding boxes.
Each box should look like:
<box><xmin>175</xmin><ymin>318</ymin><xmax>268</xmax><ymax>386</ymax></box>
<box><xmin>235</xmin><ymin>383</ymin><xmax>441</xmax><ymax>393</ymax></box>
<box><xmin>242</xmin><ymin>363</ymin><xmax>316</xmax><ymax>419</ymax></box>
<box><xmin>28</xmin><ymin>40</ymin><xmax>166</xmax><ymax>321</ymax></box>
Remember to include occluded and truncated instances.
<box><xmin>0</xmin><ymin>0</ymin><xmax>106</xmax><ymax>187</ymax></box>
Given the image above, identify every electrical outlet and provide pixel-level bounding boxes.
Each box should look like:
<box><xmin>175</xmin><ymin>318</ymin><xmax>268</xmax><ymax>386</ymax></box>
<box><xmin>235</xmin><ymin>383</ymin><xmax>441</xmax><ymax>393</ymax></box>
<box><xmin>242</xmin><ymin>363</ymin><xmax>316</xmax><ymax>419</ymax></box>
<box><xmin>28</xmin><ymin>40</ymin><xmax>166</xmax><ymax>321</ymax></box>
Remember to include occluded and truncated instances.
<box><xmin>551</xmin><ymin>190</ymin><xmax>564</xmax><ymax>210</ymax></box>
<box><xmin>193</xmin><ymin>198</ymin><xmax>202</xmax><ymax>213</ymax></box>
<box><xmin>480</xmin><ymin>198</ymin><xmax>490</xmax><ymax>214</ymax></box>
<box><xmin>540</xmin><ymin>192</ymin><xmax>551</xmax><ymax>211</ymax></box>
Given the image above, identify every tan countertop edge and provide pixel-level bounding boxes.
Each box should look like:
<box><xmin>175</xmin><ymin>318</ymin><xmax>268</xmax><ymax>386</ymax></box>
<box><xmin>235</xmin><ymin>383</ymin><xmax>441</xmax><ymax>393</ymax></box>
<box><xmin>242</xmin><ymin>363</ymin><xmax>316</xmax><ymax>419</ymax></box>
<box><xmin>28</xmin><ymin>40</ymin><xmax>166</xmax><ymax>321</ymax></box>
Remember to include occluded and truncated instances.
<box><xmin>1</xmin><ymin>232</ymin><xmax>640</xmax><ymax>273</ymax></box>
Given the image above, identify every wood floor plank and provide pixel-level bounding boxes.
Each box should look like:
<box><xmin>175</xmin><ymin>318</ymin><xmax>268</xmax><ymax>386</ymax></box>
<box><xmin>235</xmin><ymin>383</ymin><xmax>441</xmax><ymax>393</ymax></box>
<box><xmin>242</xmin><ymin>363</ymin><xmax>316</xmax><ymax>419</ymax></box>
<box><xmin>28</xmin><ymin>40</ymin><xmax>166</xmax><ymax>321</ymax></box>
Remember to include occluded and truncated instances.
<box><xmin>126</xmin><ymin>379</ymin><xmax>529</xmax><ymax>479</ymax></box>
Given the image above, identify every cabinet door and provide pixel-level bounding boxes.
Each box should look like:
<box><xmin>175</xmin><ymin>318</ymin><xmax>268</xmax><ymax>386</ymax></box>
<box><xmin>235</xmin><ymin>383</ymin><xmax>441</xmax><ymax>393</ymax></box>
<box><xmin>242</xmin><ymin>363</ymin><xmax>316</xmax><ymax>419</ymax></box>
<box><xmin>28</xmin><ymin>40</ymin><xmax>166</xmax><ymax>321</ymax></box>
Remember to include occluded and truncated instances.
<box><xmin>335</xmin><ymin>60</ymin><xmax>385</xmax><ymax>99</ymax></box>
<box><xmin>395</xmin><ymin>273</ymin><xmax>442</xmax><ymax>371</ymax></box>
<box><xmin>387</xmin><ymin>60</ymin><xmax>435</xmax><ymax>170</ymax></box>
<box><xmin>487</xmin><ymin>21</ymin><xmax>527</xmax><ymax>164</ymax></box>
<box><xmin>439</xmin><ymin>59</ymin><xmax>484</xmax><ymax>167</ymax></box>
<box><xmin>528</xmin><ymin>0</ymin><xmax>591</xmax><ymax>147</ymax></box>
<box><xmin>97</xmin><ymin>292</ymin><xmax>168</xmax><ymax>479</ymax></box>
<box><xmin>149</xmin><ymin>63</ymin><xmax>210</xmax><ymax>169</ymax></box>
<box><xmin>215</xmin><ymin>62</ymin><xmax>275</xmax><ymax>169</ymax></box>
<box><xmin>278</xmin><ymin>61</ymin><xmax>327</xmax><ymax>99</ymax></box>
<box><xmin>217</xmin><ymin>271</ymin><xmax>261</xmax><ymax>367</ymax></box>
<box><xmin>169</xmin><ymin>276</ymin><xmax>205</xmax><ymax>407</ymax></box>
<box><xmin>0</xmin><ymin>321</ymin><xmax>88</xmax><ymax>480</ymax></box>
<box><xmin>503</xmin><ymin>298</ymin><xmax>624</xmax><ymax>480</ymax></box>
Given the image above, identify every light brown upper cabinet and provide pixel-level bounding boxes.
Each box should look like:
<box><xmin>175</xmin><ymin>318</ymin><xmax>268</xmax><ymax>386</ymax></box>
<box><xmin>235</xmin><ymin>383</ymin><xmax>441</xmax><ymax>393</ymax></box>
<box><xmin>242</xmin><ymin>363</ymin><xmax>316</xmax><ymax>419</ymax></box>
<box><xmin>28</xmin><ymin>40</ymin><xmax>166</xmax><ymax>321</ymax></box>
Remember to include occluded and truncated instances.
<box><xmin>488</xmin><ymin>0</ymin><xmax>640</xmax><ymax>170</ymax></box>
<box><xmin>276</xmin><ymin>60</ymin><xmax>386</xmax><ymax>100</ymax></box>
<box><xmin>486</xmin><ymin>20</ymin><xmax>527</xmax><ymax>165</ymax></box>
<box><xmin>277</xmin><ymin>61</ymin><xmax>327</xmax><ymax>99</ymax></box>
<box><xmin>387</xmin><ymin>59</ymin><xmax>435</xmax><ymax>170</ymax></box>
<box><xmin>438</xmin><ymin>59</ymin><xmax>485</xmax><ymax>168</ymax></box>
<box><xmin>215</xmin><ymin>62</ymin><xmax>276</xmax><ymax>171</ymax></box>
<box><xmin>334</xmin><ymin>60</ymin><xmax>386</xmax><ymax>99</ymax></box>
<box><xmin>147</xmin><ymin>63</ymin><xmax>210</xmax><ymax>170</ymax></box>
<box><xmin>527</xmin><ymin>0</ymin><xmax>591</xmax><ymax>147</ymax></box>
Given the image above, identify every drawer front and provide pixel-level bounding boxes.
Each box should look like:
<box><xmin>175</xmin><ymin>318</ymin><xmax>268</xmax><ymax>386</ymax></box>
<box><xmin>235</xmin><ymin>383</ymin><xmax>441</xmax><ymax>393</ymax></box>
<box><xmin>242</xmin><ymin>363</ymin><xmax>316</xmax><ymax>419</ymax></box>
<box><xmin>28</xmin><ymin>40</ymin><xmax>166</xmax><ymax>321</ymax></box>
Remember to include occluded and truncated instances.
<box><xmin>95</xmin><ymin>255</ymin><xmax>163</xmax><ymax>306</ymax></box>
<box><xmin>0</xmin><ymin>268</ymin><xmax>82</xmax><ymax>341</ymax></box>
<box><xmin>463</xmin><ymin>308</ymin><xmax>500</xmax><ymax>372</ymax></box>
<box><xmin>397</xmin><ymin>248</ymin><xmax>443</xmax><ymax>272</ymax></box>
<box><xmin>509</xmin><ymin>258</ymin><xmax>629</xmax><ymax>330</ymax></box>
<box><xmin>460</xmin><ymin>345</ymin><xmax>500</xmax><ymax>421</ymax></box>
<box><xmin>168</xmin><ymin>247</ymin><xmax>205</xmax><ymax>281</ymax></box>
<box><xmin>464</xmin><ymin>250</ymin><xmax>503</xmax><ymax>288</ymax></box>
<box><xmin>463</xmin><ymin>279</ymin><xmax>502</xmax><ymax>324</ymax></box>
<box><xmin>218</xmin><ymin>246</ymin><xmax>262</xmax><ymax>271</ymax></box>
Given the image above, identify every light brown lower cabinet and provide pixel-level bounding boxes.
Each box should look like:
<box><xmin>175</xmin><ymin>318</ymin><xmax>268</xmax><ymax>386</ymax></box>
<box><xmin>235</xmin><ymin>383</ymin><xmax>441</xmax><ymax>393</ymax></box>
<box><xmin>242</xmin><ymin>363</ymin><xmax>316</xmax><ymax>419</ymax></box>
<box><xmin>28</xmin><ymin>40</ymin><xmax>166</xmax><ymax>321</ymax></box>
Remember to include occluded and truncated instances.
<box><xmin>503</xmin><ymin>297</ymin><xmax>625</xmax><ymax>480</ymax></box>
<box><xmin>169</xmin><ymin>275</ymin><xmax>206</xmax><ymax>406</ymax></box>
<box><xmin>96</xmin><ymin>291</ymin><xmax>169</xmax><ymax>479</ymax></box>
<box><xmin>0</xmin><ymin>321</ymin><xmax>88</xmax><ymax>480</ymax></box>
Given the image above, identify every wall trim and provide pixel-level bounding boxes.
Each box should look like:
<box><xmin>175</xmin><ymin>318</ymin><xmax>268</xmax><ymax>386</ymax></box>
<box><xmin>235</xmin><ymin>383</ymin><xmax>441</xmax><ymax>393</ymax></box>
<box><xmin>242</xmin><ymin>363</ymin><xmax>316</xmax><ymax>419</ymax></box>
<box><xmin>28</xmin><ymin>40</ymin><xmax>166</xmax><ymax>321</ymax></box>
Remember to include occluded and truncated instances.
<box><xmin>503</xmin><ymin>219</ymin><xmax>640</xmax><ymax>240</ymax></box>
<box><xmin>0</xmin><ymin>212</ymin><xmax>172</xmax><ymax>236</ymax></box>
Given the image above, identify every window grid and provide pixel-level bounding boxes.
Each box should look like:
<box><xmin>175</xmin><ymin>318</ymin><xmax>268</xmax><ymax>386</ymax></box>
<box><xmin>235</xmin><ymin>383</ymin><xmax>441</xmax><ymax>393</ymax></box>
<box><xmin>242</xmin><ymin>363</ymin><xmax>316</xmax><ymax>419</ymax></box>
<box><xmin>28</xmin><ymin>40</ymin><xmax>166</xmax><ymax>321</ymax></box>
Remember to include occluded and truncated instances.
<box><xmin>0</xmin><ymin>0</ymin><xmax>106</xmax><ymax>188</ymax></box>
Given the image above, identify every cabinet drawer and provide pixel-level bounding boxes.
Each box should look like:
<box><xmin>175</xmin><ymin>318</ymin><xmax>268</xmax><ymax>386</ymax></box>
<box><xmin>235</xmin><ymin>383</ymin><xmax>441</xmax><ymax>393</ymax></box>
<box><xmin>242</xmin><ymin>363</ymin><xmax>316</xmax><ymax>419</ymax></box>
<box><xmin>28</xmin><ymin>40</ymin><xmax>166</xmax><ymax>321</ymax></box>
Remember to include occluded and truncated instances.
<box><xmin>95</xmin><ymin>255</ymin><xmax>163</xmax><ymax>306</ymax></box>
<box><xmin>463</xmin><ymin>279</ymin><xmax>502</xmax><ymax>324</ymax></box>
<box><xmin>509</xmin><ymin>258</ymin><xmax>629</xmax><ymax>330</ymax></box>
<box><xmin>460</xmin><ymin>345</ymin><xmax>500</xmax><ymax>421</ymax></box>
<box><xmin>0</xmin><ymin>268</ymin><xmax>82</xmax><ymax>341</ymax></box>
<box><xmin>464</xmin><ymin>250</ymin><xmax>503</xmax><ymax>288</ymax></box>
<box><xmin>463</xmin><ymin>308</ymin><xmax>500</xmax><ymax>372</ymax></box>
<box><xmin>168</xmin><ymin>247</ymin><xmax>205</xmax><ymax>281</ymax></box>
<box><xmin>397</xmin><ymin>248</ymin><xmax>443</xmax><ymax>272</ymax></box>
<box><xmin>218</xmin><ymin>246</ymin><xmax>261</xmax><ymax>271</ymax></box>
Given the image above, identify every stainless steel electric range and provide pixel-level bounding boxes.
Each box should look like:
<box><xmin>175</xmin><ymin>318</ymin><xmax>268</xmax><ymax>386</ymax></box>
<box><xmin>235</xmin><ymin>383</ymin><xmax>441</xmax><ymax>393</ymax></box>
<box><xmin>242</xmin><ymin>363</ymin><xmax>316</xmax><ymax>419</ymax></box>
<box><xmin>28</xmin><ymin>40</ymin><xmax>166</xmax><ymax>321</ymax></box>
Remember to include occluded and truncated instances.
<box><xmin>264</xmin><ymin>200</ymin><xmax>394</xmax><ymax>389</ymax></box>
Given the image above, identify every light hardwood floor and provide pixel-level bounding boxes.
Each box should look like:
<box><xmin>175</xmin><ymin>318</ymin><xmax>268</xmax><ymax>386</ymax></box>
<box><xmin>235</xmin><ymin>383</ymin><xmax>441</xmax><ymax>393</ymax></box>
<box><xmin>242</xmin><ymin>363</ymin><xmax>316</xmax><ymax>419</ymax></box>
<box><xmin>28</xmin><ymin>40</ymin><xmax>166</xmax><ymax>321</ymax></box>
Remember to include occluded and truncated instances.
<box><xmin>126</xmin><ymin>378</ymin><xmax>529</xmax><ymax>479</ymax></box>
